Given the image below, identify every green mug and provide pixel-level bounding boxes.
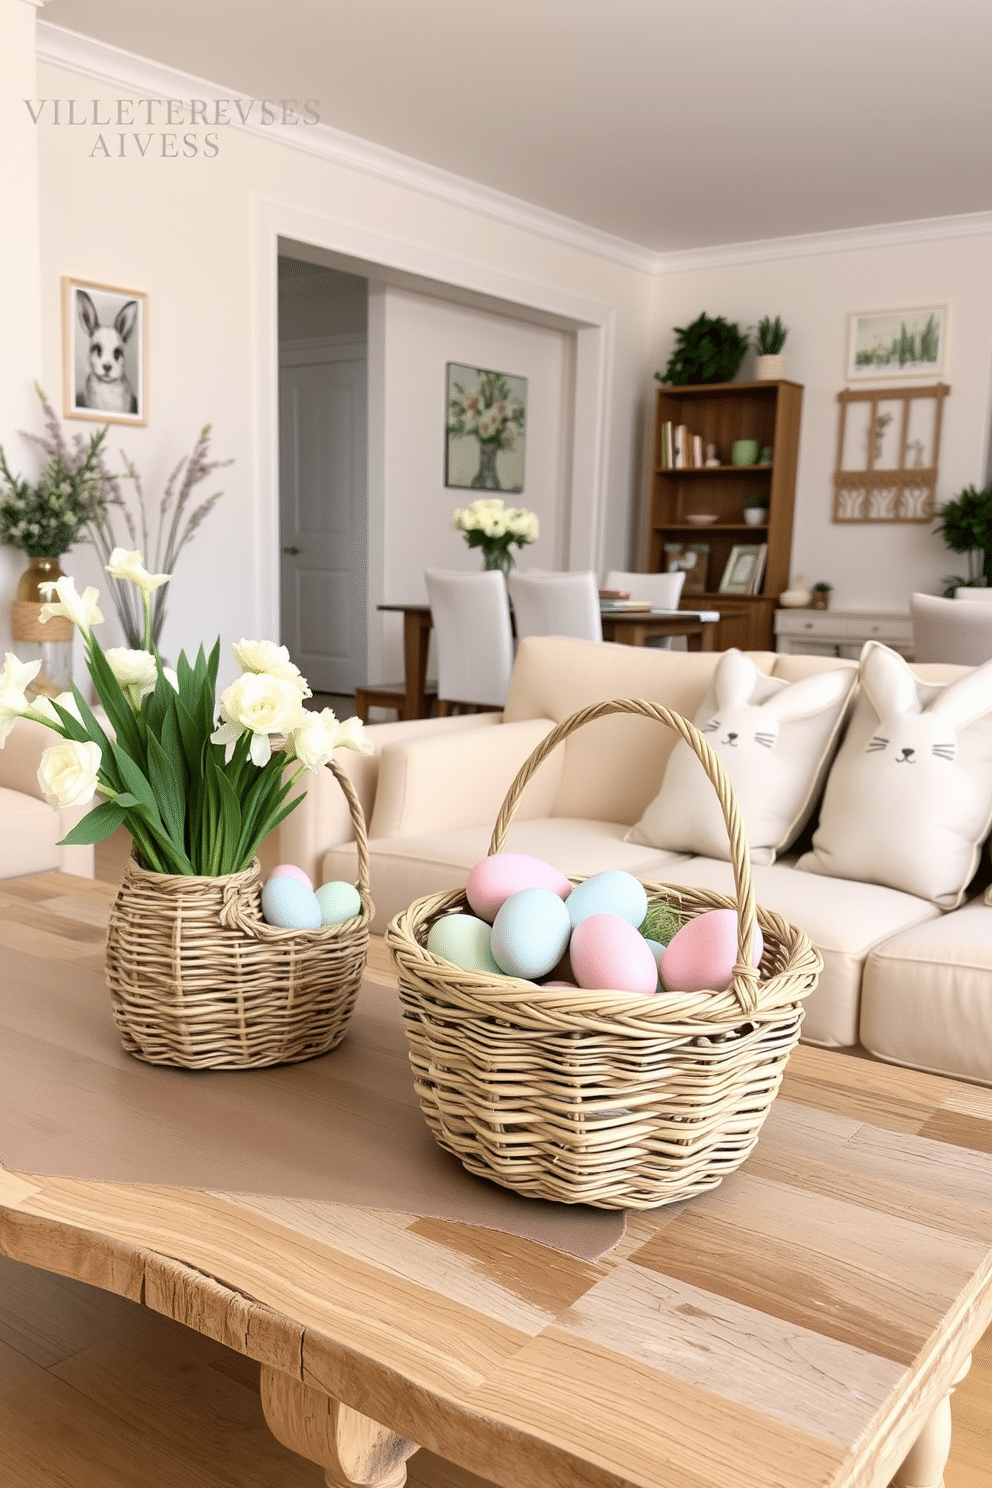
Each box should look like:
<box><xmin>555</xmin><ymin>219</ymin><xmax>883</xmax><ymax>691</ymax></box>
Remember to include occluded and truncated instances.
<box><xmin>731</xmin><ymin>439</ymin><xmax>760</xmax><ymax>466</ymax></box>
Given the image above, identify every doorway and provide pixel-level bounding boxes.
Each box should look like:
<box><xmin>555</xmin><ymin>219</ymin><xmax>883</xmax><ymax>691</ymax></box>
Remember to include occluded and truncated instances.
<box><xmin>277</xmin><ymin>259</ymin><xmax>368</xmax><ymax>697</ymax></box>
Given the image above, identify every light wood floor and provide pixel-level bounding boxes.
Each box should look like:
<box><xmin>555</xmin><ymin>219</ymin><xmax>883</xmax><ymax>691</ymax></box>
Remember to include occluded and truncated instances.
<box><xmin>0</xmin><ymin>844</ymin><xmax>984</xmax><ymax>1487</ymax></box>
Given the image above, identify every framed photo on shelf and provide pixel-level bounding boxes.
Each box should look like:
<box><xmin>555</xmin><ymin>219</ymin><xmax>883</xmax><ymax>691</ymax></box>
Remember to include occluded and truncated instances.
<box><xmin>664</xmin><ymin>541</ymin><xmax>709</xmax><ymax>595</ymax></box>
<box><xmin>718</xmin><ymin>544</ymin><xmax>765</xmax><ymax>595</ymax></box>
<box><xmin>846</xmin><ymin>305</ymin><xmax>947</xmax><ymax>382</ymax></box>
<box><xmin>62</xmin><ymin>276</ymin><xmax>147</xmax><ymax>425</ymax></box>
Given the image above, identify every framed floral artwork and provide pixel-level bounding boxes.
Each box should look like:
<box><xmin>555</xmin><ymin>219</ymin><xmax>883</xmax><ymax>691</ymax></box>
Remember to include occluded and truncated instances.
<box><xmin>62</xmin><ymin>276</ymin><xmax>147</xmax><ymax>425</ymax></box>
<box><xmin>846</xmin><ymin>305</ymin><xmax>947</xmax><ymax>381</ymax></box>
<box><xmin>445</xmin><ymin>363</ymin><xmax>527</xmax><ymax>492</ymax></box>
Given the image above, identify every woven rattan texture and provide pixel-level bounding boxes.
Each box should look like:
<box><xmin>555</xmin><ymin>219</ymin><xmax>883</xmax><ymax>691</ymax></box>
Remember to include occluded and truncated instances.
<box><xmin>105</xmin><ymin>757</ymin><xmax>373</xmax><ymax>1069</ymax></box>
<box><xmin>387</xmin><ymin>698</ymin><xmax>822</xmax><ymax>1209</ymax></box>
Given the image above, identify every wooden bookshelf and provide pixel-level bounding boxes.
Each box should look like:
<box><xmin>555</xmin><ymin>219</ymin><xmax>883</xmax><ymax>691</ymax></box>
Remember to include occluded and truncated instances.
<box><xmin>646</xmin><ymin>379</ymin><xmax>804</xmax><ymax>651</ymax></box>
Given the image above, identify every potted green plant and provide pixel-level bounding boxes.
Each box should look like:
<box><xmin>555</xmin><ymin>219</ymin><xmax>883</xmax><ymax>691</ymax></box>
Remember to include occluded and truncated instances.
<box><xmin>743</xmin><ymin>494</ymin><xmax>769</xmax><ymax>526</ymax></box>
<box><xmin>655</xmin><ymin>313</ymin><xmax>749</xmax><ymax>387</ymax></box>
<box><xmin>755</xmin><ymin>316</ymin><xmax>788</xmax><ymax>380</ymax></box>
<box><xmin>810</xmin><ymin>581</ymin><xmax>833</xmax><ymax>610</ymax></box>
<box><xmin>934</xmin><ymin>483</ymin><xmax>992</xmax><ymax>595</ymax></box>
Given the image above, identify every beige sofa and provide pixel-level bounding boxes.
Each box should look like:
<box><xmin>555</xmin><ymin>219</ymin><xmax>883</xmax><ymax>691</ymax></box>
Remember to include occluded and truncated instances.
<box><xmin>0</xmin><ymin>716</ymin><xmax>95</xmax><ymax>880</ymax></box>
<box><xmin>284</xmin><ymin>636</ymin><xmax>992</xmax><ymax>1087</ymax></box>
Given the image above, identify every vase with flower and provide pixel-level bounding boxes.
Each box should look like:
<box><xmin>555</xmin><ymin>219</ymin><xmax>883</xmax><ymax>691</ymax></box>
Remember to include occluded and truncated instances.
<box><xmin>447</xmin><ymin>369</ymin><xmax>525</xmax><ymax>492</ymax></box>
<box><xmin>451</xmin><ymin>498</ymin><xmax>539</xmax><ymax>578</ymax></box>
<box><xmin>0</xmin><ymin>551</ymin><xmax>374</xmax><ymax>1069</ymax></box>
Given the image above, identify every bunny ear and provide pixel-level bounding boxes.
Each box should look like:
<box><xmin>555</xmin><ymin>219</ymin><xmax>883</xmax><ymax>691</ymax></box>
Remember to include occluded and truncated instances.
<box><xmin>713</xmin><ymin>649</ymin><xmax>758</xmax><ymax>711</ymax></box>
<box><xmin>861</xmin><ymin>641</ymin><xmax>921</xmax><ymax>723</ymax></box>
<box><xmin>77</xmin><ymin>289</ymin><xmax>98</xmax><ymax>337</ymax></box>
<box><xmin>927</xmin><ymin>656</ymin><xmax>992</xmax><ymax>730</ymax></box>
<box><xmin>761</xmin><ymin>665</ymin><xmax>855</xmax><ymax>724</ymax></box>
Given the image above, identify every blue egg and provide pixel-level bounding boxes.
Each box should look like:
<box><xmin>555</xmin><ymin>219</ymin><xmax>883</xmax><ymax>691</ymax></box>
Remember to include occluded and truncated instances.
<box><xmin>567</xmin><ymin>871</ymin><xmax>648</xmax><ymax>930</ymax></box>
<box><xmin>490</xmin><ymin>887</ymin><xmax>572</xmax><ymax>980</ymax></box>
<box><xmin>261</xmin><ymin>875</ymin><xmax>322</xmax><ymax>929</ymax></box>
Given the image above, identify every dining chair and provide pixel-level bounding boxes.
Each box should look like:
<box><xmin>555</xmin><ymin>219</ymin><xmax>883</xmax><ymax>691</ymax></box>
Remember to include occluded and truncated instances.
<box><xmin>506</xmin><ymin>569</ymin><xmax>603</xmax><ymax>643</ymax></box>
<box><xmin>910</xmin><ymin>591</ymin><xmax>992</xmax><ymax>664</ymax></box>
<box><xmin>604</xmin><ymin>569</ymin><xmax>686</xmax><ymax>610</ymax></box>
<box><xmin>424</xmin><ymin>568</ymin><xmax>515</xmax><ymax>711</ymax></box>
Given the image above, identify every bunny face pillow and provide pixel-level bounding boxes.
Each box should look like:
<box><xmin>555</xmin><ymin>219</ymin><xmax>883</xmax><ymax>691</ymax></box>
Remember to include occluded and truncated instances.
<box><xmin>798</xmin><ymin>642</ymin><xmax>992</xmax><ymax>906</ymax></box>
<box><xmin>627</xmin><ymin>650</ymin><xmax>857</xmax><ymax>864</ymax></box>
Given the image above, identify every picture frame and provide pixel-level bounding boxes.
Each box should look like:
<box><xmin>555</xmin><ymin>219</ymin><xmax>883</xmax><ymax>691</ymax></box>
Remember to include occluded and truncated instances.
<box><xmin>718</xmin><ymin>544</ymin><xmax>764</xmax><ymax>595</ymax></box>
<box><xmin>445</xmin><ymin>362</ymin><xmax>526</xmax><ymax>492</ymax></box>
<box><xmin>62</xmin><ymin>276</ymin><xmax>147</xmax><ymax>425</ymax></box>
<box><xmin>846</xmin><ymin>305</ymin><xmax>947</xmax><ymax>382</ymax></box>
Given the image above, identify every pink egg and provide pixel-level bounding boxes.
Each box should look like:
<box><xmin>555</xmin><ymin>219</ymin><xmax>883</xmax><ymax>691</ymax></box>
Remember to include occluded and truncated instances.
<box><xmin>269</xmin><ymin>863</ymin><xmax>314</xmax><ymax>891</ymax></box>
<box><xmin>570</xmin><ymin>914</ymin><xmax>659</xmax><ymax>996</ymax></box>
<box><xmin>659</xmin><ymin>910</ymin><xmax>763</xmax><ymax>994</ymax></box>
<box><xmin>466</xmin><ymin>853</ymin><xmax>572</xmax><ymax>925</ymax></box>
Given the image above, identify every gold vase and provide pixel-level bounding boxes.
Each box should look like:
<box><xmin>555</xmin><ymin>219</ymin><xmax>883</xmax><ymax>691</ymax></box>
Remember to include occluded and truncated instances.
<box><xmin>11</xmin><ymin>555</ymin><xmax>74</xmax><ymax>697</ymax></box>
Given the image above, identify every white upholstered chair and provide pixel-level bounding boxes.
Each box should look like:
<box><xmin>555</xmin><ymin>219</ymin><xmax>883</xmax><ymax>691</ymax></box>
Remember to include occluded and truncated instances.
<box><xmin>604</xmin><ymin>569</ymin><xmax>685</xmax><ymax>608</ymax></box>
<box><xmin>910</xmin><ymin>591</ymin><xmax>992</xmax><ymax>664</ymax></box>
<box><xmin>424</xmin><ymin>568</ymin><xmax>514</xmax><ymax>711</ymax></box>
<box><xmin>507</xmin><ymin>570</ymin><xmax>603</xmax><ymax>643</ymax></box>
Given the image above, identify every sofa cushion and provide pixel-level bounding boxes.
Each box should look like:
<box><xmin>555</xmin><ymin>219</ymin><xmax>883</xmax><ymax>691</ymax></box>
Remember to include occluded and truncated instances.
<box><xmin>501</xmin><ymin>636</ymin><xmax>779</xmax><ymax>827</ymax></box>
<box><xmin>860</xmin><ymin>899</ymin><xmax>992</xmax><ymax>1086</ymax></box>
<box><xmin>0</xmin><ymin>787</ymin><xmax>61</xmax><ymax>878</ymax></box>
<box><xmin>627</xmin><ymin>650</ymin><xmax>856</xmax><ymax>865</ymax></box>
<box><xmin>649</xmin><ymin>855</ymin><xmax>940</xmax><ymax>1049</ymax></box>
<box><xmin>799</xmin><ymin>645</ymin><xmax>992</xmax><ymax>908</ymax></box>
<box><xmin>323</xmin><ymin>818</ymin><xmax>691</xmax><ymax>935</ymax></box>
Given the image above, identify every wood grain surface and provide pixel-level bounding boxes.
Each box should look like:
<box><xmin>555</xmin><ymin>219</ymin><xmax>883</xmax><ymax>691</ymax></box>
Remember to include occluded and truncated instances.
<box><xmin>1</xmin><ymin>872</ymin><xmax>991</xmax><ymax>1488</ymax></box>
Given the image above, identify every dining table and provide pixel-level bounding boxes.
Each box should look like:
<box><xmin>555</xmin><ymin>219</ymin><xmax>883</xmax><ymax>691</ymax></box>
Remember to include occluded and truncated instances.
<box><xmin>372</xmin><ymin>601</ymin><xmax>721</xmax><ymax>722</ymax></box>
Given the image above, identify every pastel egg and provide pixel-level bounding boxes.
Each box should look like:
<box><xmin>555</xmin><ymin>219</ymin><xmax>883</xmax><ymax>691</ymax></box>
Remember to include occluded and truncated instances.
<box><xmin>659</xmin><ymin>910</ymin><xmax>764</xmax><ymax>994</ymax></box>
<box><xmin>315</xmin><ymin>880</ymin><xmax>362</xmax><ymax>927</ymax></box>
<box><xmin>643</xmin><ymin>938</ymin><xmax>666</xmax><ymax>986</ymax></box>
<box><xmin>269</xmin><ymin>863</ymin><xmax>314</xmax><ymax>891</ymax></box>
<box><xmin>570</xmin><ymin>913</ymin><xmax>659</xmax><ymax>996</ymax></box>
<box><xmin>567</xmin><ymin>871</ymin><xmax>648</xmax><ymax>930</ymax></box>
<box><xmin>490</xmin><ymin>887</ymin><xmax>572</xmax><ymax>980</ymax></box>
<box><xmin>466</xmin><ymin>853</ymin><xmax>572</xmax><ymax>924</ymax></box>
<box><xmin>261</xmin><ymin>875</ymin><xmax>322</xmax><ymax>930</ymax></box>
<box><xmin>427</xmin><ymin>914</ymin><xmax>504</xmax><ymax>976</ymax></box>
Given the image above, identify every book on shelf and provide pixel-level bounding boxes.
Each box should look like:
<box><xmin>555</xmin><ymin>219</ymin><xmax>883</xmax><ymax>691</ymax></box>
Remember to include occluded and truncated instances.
<box><xmin>659</xmin><ymin>421</ymin><xmax>674</xmax><ymax>469</ymax></box>
<box><xmin>664</xmin><ymin>541</ymin><xmax>709</xmax><ymax>596</ymax></box>
<box><xmin>692</xmin><ymin>433</ymin><xmax>703</xmax><ymax>468</ymax></box>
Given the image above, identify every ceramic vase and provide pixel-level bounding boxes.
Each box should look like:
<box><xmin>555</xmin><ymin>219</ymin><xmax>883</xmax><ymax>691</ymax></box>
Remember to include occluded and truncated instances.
<box><xmin>755</xmin><ymin>354</ymin><xmax>786</xmax><ymax>381</ymax></box>
<box><xmin>470</xmin><ymin>441</ymin><xmax>501</xmax><ymax>490</ymax></box>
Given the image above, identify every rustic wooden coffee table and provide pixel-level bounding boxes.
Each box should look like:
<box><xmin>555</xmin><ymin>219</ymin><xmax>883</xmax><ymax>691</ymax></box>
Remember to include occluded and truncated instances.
<box><xmin>1</xmin><ymin>871</ymin><xmax>991</xmax><ymax>1488</ymax></box>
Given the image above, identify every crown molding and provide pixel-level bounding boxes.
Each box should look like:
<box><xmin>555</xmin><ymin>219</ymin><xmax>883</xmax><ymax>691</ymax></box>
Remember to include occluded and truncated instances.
<box><xmin>35</xmin><ymin>21</ymin><xmax>658</xmax><ymax>275</ymax></box>
<box><xmin>654</xmin><ymin>210</ymin><xmax>992</xmax><ymax>274</ymax></box>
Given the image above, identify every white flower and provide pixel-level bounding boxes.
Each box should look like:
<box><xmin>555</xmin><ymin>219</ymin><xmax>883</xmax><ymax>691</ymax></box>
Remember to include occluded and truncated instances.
<box><xmin>37</xmin><ymin>739</ymin><xmax>102</xmax><ymax>807</ymax></box>
<box><xmin>38</xmin><ymin>576</ymin><xmax>104</xmax><ymax>633</ymax></box>
<box><xmin>230</xmin><ymin>639</ymin><xmax>311</xmax><ymax>697</ymax></box>
<box><xmin>30</xmin><ymin>691</ymin><xmax>83</xmax><ymax>726</ymax></box>
<box><xmin>163</xmin><ymin>666</ymin><xmax>179</xmax><ymax>692</ymax></box>
<box><xmin>106</xmin><ymin>548</ymin><xmax>171</xmax><ymax>594</ymax></box>
<box><xmin>0</xmin><ymin>652</ymin><xmax>40</xmax><ymax>746</ymax></box>
<box><xmin>211</xmin><ymin>672</ymin><xmax>306</xmax><ymax>767</ymax></box>
<box><xmin>105</xmin><ymin>648</ymin><xmax>159</xmax><ymax>702</ymax></box>
<box><xmin>286</xmin><ymin>709</ymin><xmax>372</xmax><ymax>771</ymax></box>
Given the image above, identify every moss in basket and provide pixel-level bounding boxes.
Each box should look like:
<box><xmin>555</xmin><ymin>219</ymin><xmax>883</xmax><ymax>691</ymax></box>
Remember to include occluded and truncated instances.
<box><xmin>640</xmin><ymin>901</ymin><xmax>684</xmax><ymax>945</ymax></box>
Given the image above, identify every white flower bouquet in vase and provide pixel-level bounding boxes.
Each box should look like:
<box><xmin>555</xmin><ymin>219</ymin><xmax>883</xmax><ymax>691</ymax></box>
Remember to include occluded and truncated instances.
<box><xmin>0</xmin><ymin>549</ymin><xmax>374</xmax><ymax>1069</ymax></box>
<box><xmin>451</xmin><ymin>498</ymin><xmax>539</xmax><ymax>577</ymax></box>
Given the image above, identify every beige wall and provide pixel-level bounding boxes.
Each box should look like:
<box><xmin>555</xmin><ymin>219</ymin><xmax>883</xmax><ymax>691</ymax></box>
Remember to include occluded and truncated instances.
<box><xmin>650</xmin><ymin>234</ymin><xmax>992</xmax><ymax>610</ymax></box>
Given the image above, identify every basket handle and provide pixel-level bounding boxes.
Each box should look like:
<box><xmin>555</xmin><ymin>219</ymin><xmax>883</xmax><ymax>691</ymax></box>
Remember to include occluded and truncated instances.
<box><xmin>328</xmin><ymin>756</ymin><xmax>372</xmax><ymax>902</ymax></box>
<box><xmin>487</xmin><ymin>699</ymin><xmax>760</xmax><ymax>1016</ymax></box>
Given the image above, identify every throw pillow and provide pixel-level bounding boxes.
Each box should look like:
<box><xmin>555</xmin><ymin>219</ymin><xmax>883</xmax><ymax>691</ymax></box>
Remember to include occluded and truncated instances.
<box><xmin>798</xmin><ymin>642</ymin><xmax>992</xmax><ymax>907</ymax></box>
<box><xmin>626</xmin><ymin>650</ymin><xmax>857</xmax><ymax>865</ymax></box>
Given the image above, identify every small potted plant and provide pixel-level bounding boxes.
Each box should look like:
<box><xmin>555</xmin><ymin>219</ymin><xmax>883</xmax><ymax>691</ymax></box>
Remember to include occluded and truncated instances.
<box><xmin>810</xmin><ymin>581</ymin><xmax>833</xmax><ymax>610</ymax></box>
<box><xmin>743</xmin><ymin>494</ymin><xmax>769</xmax><ymax>526</ymax></box>
<box><xmin>934</xmin><ymin>483</ymin><xmax>992</xmax><ymax>595</ymax></box>
<box><xmin>655</xmin><ymin>313</ymin><xmax>749</xmax><ymax>386</ymax></box>
<box><xmin>754</xmin><ymin>316</ymin><xmax>788</xmax><ymax>380</ymax></box>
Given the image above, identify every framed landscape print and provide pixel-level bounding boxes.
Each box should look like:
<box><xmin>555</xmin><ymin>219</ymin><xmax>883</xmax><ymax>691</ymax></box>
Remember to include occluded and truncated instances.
<box><xmin>445</xmin><ymin>363</ymin><xmax>527</xmax><ymax>492</ymax></box>
<box><xmin>846</xmin><ymin>305</ymin><xmax>947</xmax><ymax>381</ymax></box>
<box><xmin>62</xmin><ymin>276</ymin><xmax>147</xmax><ymax>425</ymax></box>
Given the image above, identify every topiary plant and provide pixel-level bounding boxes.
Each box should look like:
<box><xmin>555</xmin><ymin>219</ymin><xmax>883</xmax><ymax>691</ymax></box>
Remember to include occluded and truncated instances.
<box><xmin>655</xmin><ymin>313</ymin><xmax>749</xmax><ymax>386</ymax></box>
<box><xmin>755</xmin><ymin>315</ymin><xmax>788</xmax><ymax>355</ymax></box>
<box><xmin>934</xmin><ymin>483</ymin><xmax>992</xmax><ymax>594</ymax></box>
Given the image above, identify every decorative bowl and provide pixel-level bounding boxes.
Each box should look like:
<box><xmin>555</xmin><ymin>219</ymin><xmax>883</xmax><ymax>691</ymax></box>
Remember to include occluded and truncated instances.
<box><xmin>686</xmin><ymin>514</ymin><xmax>718</xmax><ymax>526</ymax></box>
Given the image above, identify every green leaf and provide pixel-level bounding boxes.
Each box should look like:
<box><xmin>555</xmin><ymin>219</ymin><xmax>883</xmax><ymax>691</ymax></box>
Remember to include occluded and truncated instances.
<box><xmin>58</xmin><ymin>800</ymin><xmax>126</xmax><ymax>846</ymax></box>
<box><xmin>145</xmin><ymin>728</ymin><xmax>186</xmax><ymax>847</ymax></box>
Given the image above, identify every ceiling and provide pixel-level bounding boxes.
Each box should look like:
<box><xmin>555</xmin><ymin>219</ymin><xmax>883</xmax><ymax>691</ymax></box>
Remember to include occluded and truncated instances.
<box><xmin>41</xmin><ymin>0</ymin><xmax>992</xmax><ymax>255</ymax></box>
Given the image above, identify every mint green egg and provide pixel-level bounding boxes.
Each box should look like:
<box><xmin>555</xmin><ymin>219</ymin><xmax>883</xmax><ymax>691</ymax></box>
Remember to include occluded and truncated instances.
<box><xmin>315</xmin><ymin>880</ymin><xmax>362</xmax><ymax>927</ymax></box>
<box><xmin>427</xmin><ymin>913</ymin><xmax>504</xmax><ymax>975</ymax></box>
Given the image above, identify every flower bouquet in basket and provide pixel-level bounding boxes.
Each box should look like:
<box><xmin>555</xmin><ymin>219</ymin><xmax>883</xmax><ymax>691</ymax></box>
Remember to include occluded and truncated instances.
<box><xmin>0</xmin><ymin>549</ymin><xmax>374</xmax><ymax>1070</ymax></box>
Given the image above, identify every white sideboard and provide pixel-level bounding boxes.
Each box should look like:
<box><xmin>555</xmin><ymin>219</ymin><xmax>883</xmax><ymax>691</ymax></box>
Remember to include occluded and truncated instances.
<box><xmin>774</xmin><ymin>608</ymin><xmax>913</xmax><ymax>659</ymax></box>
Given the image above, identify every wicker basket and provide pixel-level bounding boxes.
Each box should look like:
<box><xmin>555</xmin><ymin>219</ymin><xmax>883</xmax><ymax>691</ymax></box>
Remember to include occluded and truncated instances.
<box><xmin>105</xmin><ymin>758</ymin><xmax>373</xmax><ymax>1069</ymax></box>
<box><xmin>386</xmin><ymin>699</ymin><xmax>822</xmax><ymax>1209</ymax></box>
